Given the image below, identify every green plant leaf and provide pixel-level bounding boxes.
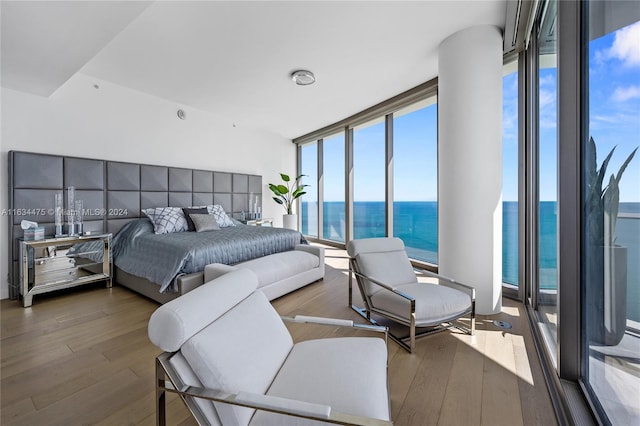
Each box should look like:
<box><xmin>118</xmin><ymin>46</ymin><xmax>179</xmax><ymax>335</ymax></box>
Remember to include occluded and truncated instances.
<box><xmin>272</xmin><ymin>197</ymin><xmax>284</xmax><ymax>205</ymax></box>
<box><xmin>586</xmin><ymin>137</ymin><xmax>598</xmax><ymax>190</ymax></box>
<box><xmin>280</xmin><ymin>173</ymin><xmax>290</xmax><ymax>182</ymax></box>
<box><xmin>597</xmin><ymin>146</ymin><xmax>616</xmax><ymax>196</ymax></box>
<box><xmin>291</xmin><ymin>187</ymin><xmax>307</xmax><ymax>198</ymax></box>
<box><xmin>614</xmin><ymin>147</ymin><xmax>637</xmax><ymax>184</ymax></box>
<box><xmin>603</xmin><ymin>174</ymin><xmax>620</xmax><ymax>245</ymax></box>
<box><xmin>268</xmin><ymin>183</ymin><xmax>283</xmax><ymax>196</ymax></box>
<box><xmin>277</xmin><ymin>184</ymin><xmax>289</xmax><ymax>194</ymax></box>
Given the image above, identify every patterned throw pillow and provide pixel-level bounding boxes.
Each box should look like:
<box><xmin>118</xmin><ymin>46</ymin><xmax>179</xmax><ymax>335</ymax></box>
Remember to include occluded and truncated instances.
<box><xmin>190</xmin><ymin>214</ymin><xmax>221</xmax><ymax>232</ymax></box>
<box><xmin>143</xmin><ymin>207</ymin><xmax>189</xmax><ymax>234</ymax></box>
<box><xmin>206</xmin><ymin>205</ymin><xmax>235</xmax><ymax>228</ymax></box>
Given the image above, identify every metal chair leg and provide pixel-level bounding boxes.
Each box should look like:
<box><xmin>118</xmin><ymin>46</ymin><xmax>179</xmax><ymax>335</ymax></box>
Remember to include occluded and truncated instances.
<box><xmin>410</xmin><ymin>312</ymin><xmax>416</xmax><ymax>353</ymax></box>
<box><xmin>470</xmin><ymin>300</ymin><xmax>476</xmax><ymax>335</ymax></box>
<box><xmin>156</xmin><ymin>358</ymin><xmax>167</xmax><ymax>426</ymax></box>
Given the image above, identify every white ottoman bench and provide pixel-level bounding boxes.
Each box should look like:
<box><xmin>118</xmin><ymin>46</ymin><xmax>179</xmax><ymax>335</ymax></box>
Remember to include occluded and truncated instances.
<box><xmin>204</xmin><ymin>245</ymin><xmax>325</xmax><ymax>300</ymax></box>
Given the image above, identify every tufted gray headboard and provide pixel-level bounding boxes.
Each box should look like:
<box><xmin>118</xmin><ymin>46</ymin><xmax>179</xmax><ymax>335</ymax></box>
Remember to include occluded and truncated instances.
<box><xmin>7</xmin><ymin>151</ymin><xmax>262</xmax><ymax>299</ymax></box>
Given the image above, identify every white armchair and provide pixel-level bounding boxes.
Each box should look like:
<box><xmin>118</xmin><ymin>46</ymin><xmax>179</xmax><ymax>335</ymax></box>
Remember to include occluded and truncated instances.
<box><xmin>148</xmin><ymin>268</ymin><xmax>392</xmax><ymax>425</ymax></box>
<box><xmin>347</xmin><ymin>237</ymin><xmax>475</xmax><ymax>353</ymax></box>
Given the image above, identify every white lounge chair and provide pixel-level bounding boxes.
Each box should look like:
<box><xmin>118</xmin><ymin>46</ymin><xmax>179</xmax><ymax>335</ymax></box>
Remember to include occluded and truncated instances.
<box><xmin>348</xmin><ymin>237</ymin><xmax>475</xmax><ymax>353</ymax></box>
<box><xmin>149</xmin><ymin>268</ymin><xmax>392</xmax><ymax>425</ymax></box>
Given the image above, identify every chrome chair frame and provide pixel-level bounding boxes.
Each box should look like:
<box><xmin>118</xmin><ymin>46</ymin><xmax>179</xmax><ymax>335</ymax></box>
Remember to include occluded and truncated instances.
<box><xmin>349</xmin><ymin>259</ymin><xmax>475</xmax><ymax>353</ymax></box>
<box><xmin>155</xmin><ymin>315</ymin><xmax>393</xmax><ymax>426</ymax></box>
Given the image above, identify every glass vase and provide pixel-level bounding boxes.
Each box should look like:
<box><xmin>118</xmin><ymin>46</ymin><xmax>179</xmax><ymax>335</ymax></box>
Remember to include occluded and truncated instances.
<box><xmin>54</xmin><ymin>192</ymin><xmax>64</xmax><ymax>237</ymax></box>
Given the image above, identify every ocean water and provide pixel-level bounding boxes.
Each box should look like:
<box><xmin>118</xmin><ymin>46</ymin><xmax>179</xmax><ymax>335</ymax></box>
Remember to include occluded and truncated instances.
<box><xmin>303</xmin><ymin>201</ymin><xmax>640</xmax><ymax>321</ymax></box>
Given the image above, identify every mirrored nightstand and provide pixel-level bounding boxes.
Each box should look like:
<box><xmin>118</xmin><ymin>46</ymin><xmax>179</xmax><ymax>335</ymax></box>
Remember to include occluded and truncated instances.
<box><xmin>19</xmin><ymin>233</ymin><xmax>112</xmax><ymax>307</ymax></box>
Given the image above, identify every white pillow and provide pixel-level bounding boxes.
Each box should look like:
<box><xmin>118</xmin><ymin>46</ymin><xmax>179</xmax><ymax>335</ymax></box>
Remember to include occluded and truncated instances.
<box><xmin>143</xmin><ymin>207</ymin><xmax>189</xmax><ymax>234</ymax></box>
<box><xmin>206</xmin><ymin>205</ymin><xmax>235</xmax><ymax>228</ymax></box>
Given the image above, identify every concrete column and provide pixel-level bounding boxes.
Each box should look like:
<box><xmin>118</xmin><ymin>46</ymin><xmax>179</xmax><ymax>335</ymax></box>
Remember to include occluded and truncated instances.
<box><xmin>438</xmin><ymin>25</ymin><xmax>503</xmax><ymax>314</ymax></box>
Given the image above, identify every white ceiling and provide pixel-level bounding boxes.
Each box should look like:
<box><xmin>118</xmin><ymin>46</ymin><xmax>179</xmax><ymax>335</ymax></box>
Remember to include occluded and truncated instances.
<box><xmin>1</xmin><ymin>1</ymin><xmax>507</xmax><ymax>139</ymax></box>
<box><xmin>1</xmin><ymin>1</ymin><xmax>153</xmax><ymax>97</ymax></box>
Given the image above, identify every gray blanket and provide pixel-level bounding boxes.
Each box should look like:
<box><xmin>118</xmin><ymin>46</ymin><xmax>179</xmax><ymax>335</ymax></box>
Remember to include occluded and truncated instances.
<box><xmin>112</xmin><ymin>219</ymin><xmax>306</xmax><ymax>292</ymax></box>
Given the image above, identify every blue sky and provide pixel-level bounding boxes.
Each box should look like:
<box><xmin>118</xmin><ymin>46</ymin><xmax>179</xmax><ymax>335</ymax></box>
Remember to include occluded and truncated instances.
<box><xmin>304</xmin><ymin>21</ymin><xmax>639</xmax><ymax>204</ymax></box>
<box><xmin>311</xmin><ymin>106</ymin><xmax>438</xmax><ymax>202</ymax></box>
<box><xmin>505</xmin><ymin>21</ymin><xmax>640</xmax><ymax>202</ymax></box>
<box><xmin>588</xmin><ymin>21</ymin><xmax>640</xmax><ymax>203</ymax></box>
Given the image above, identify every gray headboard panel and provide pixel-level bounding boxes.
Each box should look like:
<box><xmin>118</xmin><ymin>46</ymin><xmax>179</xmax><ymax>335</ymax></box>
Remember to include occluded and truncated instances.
<box><xmin>7</xmin><ymin>151</ymin><xmax>262</xmax><ymax>299</ymax></box>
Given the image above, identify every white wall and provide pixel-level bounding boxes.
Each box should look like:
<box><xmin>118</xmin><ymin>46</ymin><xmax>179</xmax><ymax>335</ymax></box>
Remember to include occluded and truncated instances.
<box><xmin>0</xmin><ymin>73</ymin><xmax>295</xmax><ymax>299</ymax></box>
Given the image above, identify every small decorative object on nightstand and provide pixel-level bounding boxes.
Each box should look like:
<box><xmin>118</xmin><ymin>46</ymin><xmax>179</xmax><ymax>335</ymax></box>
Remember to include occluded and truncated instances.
<box><xmin>241</xmin><ymin>218</ymin><xmax>273</xmax><ymax>227</ymax></box>
<box><xmin>19</xmin><ymin>233</ymin><xmax>112</xmax><ymax>307</ymax></box>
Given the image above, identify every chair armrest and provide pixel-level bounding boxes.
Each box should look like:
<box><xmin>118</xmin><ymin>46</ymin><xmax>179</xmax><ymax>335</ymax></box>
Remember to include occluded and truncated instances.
<box><xmin>282</xmin><ymin>315</ymin><xmax>388</xmax><ymax>334</ymax></box>
<box><xmin>439</xmin><ymin>280</ymin><xmax>475</xmax><ymax>300</ymax></box>
<box><xmin>237</xmin><ymin>391</ymin><xmax>331</xmax><ymax>419</ymax></box>
<box><xmin>416</xmin><ymin>269</ymin><xmax>476</xmax><ymax>299</ymax></box>
<box><xmin>163</xmin><ymin>381</ymin><xmax>392</xmax><ymax>426</ymax></box>
<box><xmin>351</xmin><ymin>270</ymin><xmax>415</xmax><ymax>302</ymax></box>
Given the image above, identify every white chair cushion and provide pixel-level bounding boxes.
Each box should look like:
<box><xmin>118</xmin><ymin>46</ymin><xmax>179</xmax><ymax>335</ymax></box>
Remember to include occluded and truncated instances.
<box><xmin>355</xmin><ymin>251</ymin><xmax>417</xmax><ymax>295</ymax></box>
<box><xmin>370</xmin><ymin>282</ymin><xmax>471</xmax><ymax>327</ymax></box>
<box><xmin>181</xmin><ymin>291</ymin><xmax>294</xmax><ymax>426</ymax></box>
<box><xmin>148</xmin><ymin>268</ymin><xmax>258</xmax><ymax>352</ymax></box>
<box><xmin>250</xmin><ymin>337</ymin><xmax>390</xmax><ymax>425</ymax></box>
<box><xmin>346</xmin><ymin>236</ymin><xmax>406</xmax><ymax>256</ymax></box>
<box><xmin>348</xmin><ymin>237</ymin><xmax>417</xmax><ymax>297</ymax></box>
<box><xmin>240</xmin><ymin>251</ymin><xmax>320</xmax><ymax>288</ymax></box>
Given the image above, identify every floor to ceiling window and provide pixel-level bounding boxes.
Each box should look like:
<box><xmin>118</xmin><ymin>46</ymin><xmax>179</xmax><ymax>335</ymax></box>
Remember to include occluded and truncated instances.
<box><xmin>536</xmin><ymin>0</ymin><xmax>559</xmax><ymax>361</ymax></box>
<box><xmin>295</xmin><ymin>81</ymin><xmax>438</xmax><ymax>256</ymax></box>
<box><xmin>353</xmin><ymin>118</ymin><xmax>386</xmax><ymax>239</ymax></box>
<box><xmin>300</xmin><ymin>142</ymin><xmax>318</xmax><ymax>237</ymax></box>
<box><xmin>392</xmin><ymin>97</ymin><xmax>438</xmax><ymax>264</ymax></box>
<box><xmin>322</xmin><ymin>132</ymin><xmax>345</xmax><ymax>242</ymax></box>
<box><xmin>582</xmin><ymin>4</ymin><xmax>640</xmax><ymax>423</ymax></box>
<box><xmin>503</xmin><ymin>59</ymin><xmax>519</xmax><ymax>286</ymax></box>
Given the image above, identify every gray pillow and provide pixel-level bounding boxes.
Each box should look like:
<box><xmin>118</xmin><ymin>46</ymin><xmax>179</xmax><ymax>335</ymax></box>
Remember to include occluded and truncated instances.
<box><xmin>190</xmin><ymin>214</ymin><xmax>221</xmax><ymax>232</ymax></box>
<box><xmin>182</xmin><ymin>207</ymin><xmax>209</xmax><ymax>231</ymax></box>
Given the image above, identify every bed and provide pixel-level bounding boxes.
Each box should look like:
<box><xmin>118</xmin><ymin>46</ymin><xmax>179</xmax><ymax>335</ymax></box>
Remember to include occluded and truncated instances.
<box><xmin>111</xmin><ymin>216</ymin><xmax>306</xmax><ymax>302</ymax></box>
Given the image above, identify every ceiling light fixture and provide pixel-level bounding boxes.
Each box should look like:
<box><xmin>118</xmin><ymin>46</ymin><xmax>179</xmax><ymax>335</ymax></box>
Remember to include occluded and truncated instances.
<box><xmin>291</xmin><ymin>70</ymin><xmax>315</xmax><ymax>86</ymax></box>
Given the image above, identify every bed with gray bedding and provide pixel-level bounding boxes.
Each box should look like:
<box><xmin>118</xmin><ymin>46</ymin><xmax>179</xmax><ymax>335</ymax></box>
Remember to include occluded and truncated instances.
<box><xmin>111</xmin><ymin>218</ymin><xmax>306</xmax><ymax>300</ymax></box>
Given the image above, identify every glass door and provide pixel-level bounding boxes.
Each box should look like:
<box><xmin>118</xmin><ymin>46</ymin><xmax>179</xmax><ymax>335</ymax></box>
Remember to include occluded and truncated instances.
<box><xmin>353</xmin><ymin>118</ymin><xmax>386</xmax><ymax>239</ymax></box>
<box><xmin>301</xmin><ymin>143</ymin><xmax>318</xmax><ymax>236</ymax></box>
<box><xmin>535</xmin><ymin>0</ymin><xmax>559</xmax><ymax>365</ymax></box>
<box><xmin>503</xmin><ymin>58</ymin><xmax>519</xmax><ymax>289</ymax></box>
<box><xmin>582</xmin><ymin>2</ymin><xmax>640</xmax><ymax>422</ymax></box>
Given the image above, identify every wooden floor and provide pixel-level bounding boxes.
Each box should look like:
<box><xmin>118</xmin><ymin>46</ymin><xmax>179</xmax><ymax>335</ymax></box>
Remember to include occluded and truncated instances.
<box><xmin>1</xmin><ymin>245</ymin><xmax>557</xmax><ymax>425</ymax></box>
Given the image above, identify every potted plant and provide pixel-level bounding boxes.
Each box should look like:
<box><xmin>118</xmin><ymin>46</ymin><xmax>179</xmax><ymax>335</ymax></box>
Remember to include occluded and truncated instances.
<box><xmin>268</xmin><ymin>173</ymin><xmax>308</xmax><ymax>230</ymax></box>
<box><xmin>585</xmin><ymin>136</ymin><xmax>637</xmax><ymax>345</ymax></box>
